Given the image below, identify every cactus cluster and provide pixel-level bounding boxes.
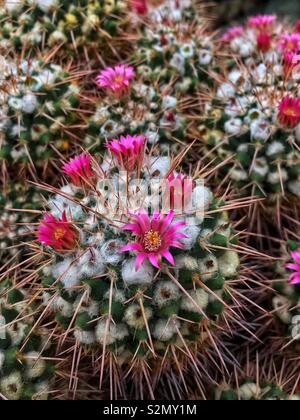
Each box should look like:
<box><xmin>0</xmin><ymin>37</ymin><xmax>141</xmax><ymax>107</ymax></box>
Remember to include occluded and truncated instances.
<box><xmin>0</xmin><ymin>57</ymin><xmax>81</xmax><ymax>173</ymax></box>
<box><xmin>273</xmin><ymin>239</ymin><xmax>300</xmax><ymax>352</ymax></box>
<box><xmin>0</xmin><ymin>0</ymin><xmax>128</xmax><ymax>62</ymax></box>
<box><xmin>214</xmin><ymin>380</ymin><xmax>300</xmax><ymax>400</ymax></box>
<box><xmin>134</xmin><ymin>20</ymin><xmax>216</xmax><ymax>94</ymax></box>
<box><xmin>34</xmin><ymin>146</ymin><xmax>243</xmax><ymax>397</ymax></box>
<box><xmin>201</xmin><ymin>24</ymin><xmax>300</xmax><ymax>212</ymax></box>
<box><xmin>0</xmin><ymin>279</ymin><xmax>54</xmax><ymax>400</ymax></box>
<box><xmin>0</xmin><ymin>183</ymin><xmax>40</xmax><ymax>261</ymax></box>
<box><xmin>86</xmin><ymin>78</ymin><xmax>186</xmax><ymax>154</ymax></box>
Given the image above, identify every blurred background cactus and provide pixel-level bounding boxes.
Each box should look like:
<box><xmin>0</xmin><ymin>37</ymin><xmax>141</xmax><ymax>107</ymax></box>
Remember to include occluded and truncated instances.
<box><xmin>0</xmin><ymin>278</ymin><xmax>54</xmax><ymax>400</ymax></box>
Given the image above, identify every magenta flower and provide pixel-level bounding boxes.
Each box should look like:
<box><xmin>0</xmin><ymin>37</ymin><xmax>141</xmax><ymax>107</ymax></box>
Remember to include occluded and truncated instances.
<box><xmin>278</xmin><ymin>96</ymin><xmax>300</xmax><ymax>128</ymax></box>
<box><xmin>221</xmin><ymin>26</ymin><xmax>243</xmax><ymax>42</ymax></box>
<box><xmin>129</xmin><ymin>0</ymin><xmax>148</xmax><ymax>15</ymax></box>
<box><xmin>96</xmin><ymin>64</ymin><xmax>135</xmax><ymax>97</ymax></box>
<box><xmin>106</xmin><ymin>134</ymin><xmax>145</xmax><ymax>172</ymax></box>
<box><xmin>62</xmin><ymin>153</ymin><xmax>95</xmax><ymax>187</ymax></box>
<box><xmin>256</xmin><ymin>32</ymin><xmax>272</xmax><ymax>52</ymax></box>
<box><xmin>277</xmin><ymin>33</ymin><xmax>300</xmax><ymax>52</ymax></box>
<box><xmin>119</xmin><ymin>210</ymin><xmax>186</xmax><ymax>270</ymax></box>
<box><xmin>283</xmin><ymin>52</ymin><xmax>300</xmax><ymax>77</ymax></box>
<box><xmin>247</xmin><ymin>15</ymin><xmax>276</xmax><ymax>30</ymax></box>
<box><xmin>285</xmin><ymin>250</ymin><xmax>300</xmax><ymax>285</ymax></box>
<box><xmin>295</xmin><ymin>20</ymin><xmax>300</xmax><ymax>33</ymax></box>
<box><xmin>37</xmin><ymin>212</ymin><xmax>79</xmax><ymax>252</ymax></box>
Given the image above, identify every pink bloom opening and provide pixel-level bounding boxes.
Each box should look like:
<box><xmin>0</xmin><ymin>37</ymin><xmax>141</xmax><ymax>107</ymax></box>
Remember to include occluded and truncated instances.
<box><xmin>106</xmin><ymin>134</ymin><xmax>146</xmax><ymax>172</ymax></box>
<box><xmin>277</xmin><ymin>33</ymin><xmax>300</xmax><ymax>52</ymax></box>
<box><xmin>283</xmin><ymin>52</ymin><xmax>300</xmax><ymax>77</ymax></box>
<box><xmin>96</xmin><ymin>64</ymin><xmax>135</xmax><ymax>97</ymax></box>
<box><xmin>285</xmin><ymin>249</ymin><xmax>300</xmax><ymax>285</ymax></box>
<box><xmin>62</xmin><ymin>153</ymin><xmax>95</xmax><ymax>187</ymax></box>
<box><xmin>129</xmin><ymin>0</ymin><xmax>148</xmax><ymax>15</ymax></box>
<box><xmin>221</xmin><ymin>26</ymin><xmax>243</xmax><ymax>42</ymax></box>
<box><xmin>119</xmin><ymin>210</ymin><xmax>186</xmax><ymax>270</ymax></box>
<box><xmin>247</xmin><ymin>15</ymin><xmax>276</xmax><ymax>30</ymax></box>
<box><xmin>162</xmin><ymin>173</ymin><xmax>193</xmax><ymax>213</ymax></box>
<box><xmin>278</xmin><ymin>96</ymin><xmax>300</xmax><ymax>128</ymax></box>
<box><xmin>256</xmin><ymin>32</ymin><xmax>272</xmax><ymax>52</ymax></box>
<box><xmin>36</xmin><ymin>211</ymin><xmax>79</xmax><ymax>252</ymax></box>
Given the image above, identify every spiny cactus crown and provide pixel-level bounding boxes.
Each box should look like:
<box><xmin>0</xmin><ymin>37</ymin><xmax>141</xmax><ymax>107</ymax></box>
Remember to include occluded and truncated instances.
<box><xmin>273</xmin><ymin>239</ymin><xmax>300</xmax><ymax>349</ymax></box>
<box><xmin>37</xmin><ymin>146</ymin><xmax>240</xmax><ymax>367</ymax></box>
<box><xmin>134</xmin><ymin>21</ymin><xmax>215</xmax><ymax>93</ymax></box>
<box><xmin>0</xmin><ymin>0</ymin><xmax>126</xmax><ymax>56</ymax></box>
<box><xmin>0</xmin><ymin>279</ymin><xmax>53</xmax><ymax>400</ymax></box>
<box><xmin>88</xmin><ymin>75</ymin><xmax>186</xmax><ymax>154</ymax></box>
<box><xmin>203</xmin><ymin>48</ymin><xmax>300</xmax><ymax>204</ymax></box>
<box><xmin>0</xmin><ymin>184</ymin><xmax>40</xmax><ymax>258</ymax></box>
<box><xmin>0</xmin><ymin>59</ymin><xmax>80</xmax><ymax>167</ymax></box>
<box><xmin>215</xmin><ymin>381</ymin><xmax>300</xmax><ymax>400</ymax></box>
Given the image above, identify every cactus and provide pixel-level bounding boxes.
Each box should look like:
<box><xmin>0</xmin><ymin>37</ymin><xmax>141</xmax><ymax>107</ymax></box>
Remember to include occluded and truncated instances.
<box><xmin>0</xmin><ymin>0</ymin><xmax>129</xmax><ymax>63</ymax></box>
<box><xmin>0</xmin><ymin>278</ymin><xmax>54</xmax><ymax>400</ymax></box>
<box><xmin>199</xmin><ymin>19</ymin><xmax>300</xmax><ymax>222</ymax></box>
<box><xmin>0</xmin><ymin>57</ymin><xmax>81</xmax><ymax>176</ymax></box>
<box><xmin>272</xmin><ymin>239</ymin><xmax>300</xmax><ymax>352</ymax></box>
<box><xmin>214</xmin><ymin>380</ymin><xmax>300</xmax><ymax>400</ymax></box>
<box><xmin>22</xmin><ymin>138</ymin><xmax>258</xmax><ymax>399</ymax></box>
<box><xmin>86</xmin><ymin>74</ymin><xmax>187</xmax><ymax>155</ymax></box>
<box><xmin>133</xmin><ymin>18</ymin><xmax>216</xmax><ymax>94</ymax></box>
<box><xmin>0</xmin><ymin>183</ymin><xmax>41</xmax><ymax>262</ymax></box>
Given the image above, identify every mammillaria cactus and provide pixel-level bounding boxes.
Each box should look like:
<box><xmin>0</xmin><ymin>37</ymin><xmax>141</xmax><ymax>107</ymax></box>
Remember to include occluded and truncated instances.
<box><xmin>0</xmin><ymin>183</ymin><xmax>41</xmax><ymax>262</ymax></box>
<box><xmin>199</xmin><ymin>16</ymin><xmax>300</xmax><ymax>225</ymax></box>
<box><xmin>0</xmin><ymin>279</ymin><xmax>54</xmax><ymax>400</ymax></box>
<box><xmin>85</xmin><ymin>64</ymin><xmax>187</xmax><ymax>154</ymax></box>
<box><xmin>214</xmin><ymin>379</ymin><xmax>300</xmax><ymax>400</ymax></box>
<box><xmin>24</xmin><ymin>137</ymin><xmax>258</xmax><ymax>399</ymax></box>
<box><xmin>134</xmin><ymin>18</ymin><xmax>216</xmax><ymax>94</ymax></box>
<box><xmin>272</xmin><ymin>239</ymin><xmax>300</xmax><ymax>352</ymax></box>
<box><xmin>212</xmin><ymin>354</ymin><xmax>300</xmax><ymax>400</ymax></box>
<box><xmin>0</xmin><ymin>57</ymin><xmax>81</xmax><ymax>176</ymax></box>
<box><xmin>0</xmin><ymin>0</ymin><xmax>130</xmax><ymax>63</ymax></box>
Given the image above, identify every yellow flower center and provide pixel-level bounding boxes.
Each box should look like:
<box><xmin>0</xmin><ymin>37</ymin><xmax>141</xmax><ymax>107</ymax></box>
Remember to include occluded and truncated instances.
<box><xmin>284</xmin><ymin>107</ymin><xmax>297</xmax><ymax>117</ymax></box>
<box><xmin>54</xmin><ymin>228</ymin><xmax>65</xmax><ymax>241</ymax></box>
<box><xmin>143</xmin><ymin>229</ymin><xmax>162</xmax><ymax>252</ymax></box>
<box><xmin>115</xmin><ymin>75</ymin><xmax>124</xmax><ymax>84</ymax></box>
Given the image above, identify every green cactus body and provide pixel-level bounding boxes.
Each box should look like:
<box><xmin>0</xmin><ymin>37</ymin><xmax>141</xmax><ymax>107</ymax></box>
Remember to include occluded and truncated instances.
<box><xmin>134</xmin><ymin>21</ymin><xmax>216</xmax><ymax>95</ymax></box>
<box><xmin>87</xmin><ymin>80</ymin><xmax>186</xmax><ymax>154</ymax></box>
<box><xmin>0</xmin><ymin>58</ymin><xmax>80</xmax><ymax>171</ymax></box>
<box><xmin>215</xmin><ymin>381</ymin><xmax>300</xmax><ymax>400</ymax></box>
<box><xmin>35</xmin><ymin>151</ymin><xmax>241</xmax><ymax>391</ymax></box>
<box><xmin>202</xmin><ymin>54</ymin><xmax>300</xmax><ymax>208</ymax></box>
<box><xmin>273</xmin><ymin>240</ymin><xmax>300</xmax><ymax>351</ymax></box>
<box><xmin>0</xmin><ymin>279</ymin><xmax>53</xmax><ymax>400</ymax></box>
<box><xmin>0</xmin><ymin>0</ymin><xmax>127</xmax><ymax>60</ymax></box>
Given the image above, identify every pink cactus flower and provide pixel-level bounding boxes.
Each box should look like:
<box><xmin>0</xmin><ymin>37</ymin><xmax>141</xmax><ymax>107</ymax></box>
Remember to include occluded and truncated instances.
<box><xmin>163</xmin><ymin>173</ymin><xmax>193</xmax><ymax>213</ymax></box>
<box><xmin>96</xmin><ymin>64</ymin><xmax>135</xmax><ymax>97</ymax></box>
<box><xmin>106</xmin><ymin>134</ymin><xmax>146</xmax><ymax>172</ymax></box>
<box><xmin>247</xmin><ymin>15</ymin><xmax>276</xmax><ymax>30</ymax></box>
<box><xmin>256</xmin><ymin>32</ymin><xmax>272</xmax><ymax>52</ymax></box>
<box><xmin>62</xmin><ymin>153</ymin><xmax>95</xmax><ymax>187</ymax></box>
<box><xmin>119</xmin><ymin>210</ymin><xmax>186</xmax><ymax>270</ymax></box>
<box><xmin>37</xmin><ymin>211</ymin><xmax>79</xmax><ymax>252</ymax></box>
<box><xmin>129</xmin><ymin>0</ymin><xmax>148</xmax><ymax>15</ymax></box>
<box><xmin>278</xmin><ymin>96</ymin><xmax>300</xmax><ymax>128</ymax></box>
<box><xmin>283</xmin><ymin>52</ymin><xmax>300</xmax><ymax>77</ymax></box>
<box><xmin>285</xmin><ymin>250</ymin><xmax>300</xmax><ymax>285</ymax></box>
<box><xmin>221</xmin><ymin>26</ymin><xmax>243</xmax><ymax>42</ymax></box>
<box><xmin>277</xmin><ymin>33</ymin><xmax>300</xmax><ymax>52</ymax></box>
